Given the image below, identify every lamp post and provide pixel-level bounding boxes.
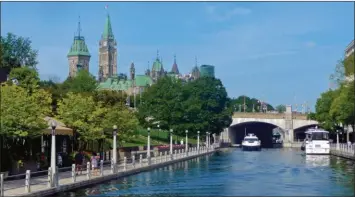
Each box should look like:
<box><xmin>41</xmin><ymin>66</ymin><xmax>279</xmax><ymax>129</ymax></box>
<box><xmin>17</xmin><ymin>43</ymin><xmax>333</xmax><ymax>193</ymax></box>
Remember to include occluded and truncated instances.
<box><xmin>185</xmin><ymin>130</ymin><xmax>188</xmax><ymax>152</ymax></box>
<box><xmin>170</xmin><ymin>129</ymin><xmax>173</xmax><ymax>154</ymax></box>
<box><xmin>113</xmin><ymin>125</ymin><xmax>117</xmax><ymax>172</ymax></box>
<box><xmin>157</xmin><ymin>124</ymin><xmax>160</xmax><ymax>138</ymax></box>
<box><xmin>197</xmin><ymin>131</ymin><xmax>200</xmax><ymax>152</ymax></box>
<box><xmin>50</xmin><ymin>120</ymin><xmax>57</xmax><ymax>187</ymax></box>
<box><xmin>336</xmin><ymin>130</ymin><xmax>340</xmax><ymax>150</ymax></box>
<box><xmin>147</xmin><ymin>127</ymin><xmax>151</xmax><ymax>158</ymax></box>
<box><xmin>206</xmin><ymin>132</ymin><xmax>209</xmax><ymax>149</ymax></box>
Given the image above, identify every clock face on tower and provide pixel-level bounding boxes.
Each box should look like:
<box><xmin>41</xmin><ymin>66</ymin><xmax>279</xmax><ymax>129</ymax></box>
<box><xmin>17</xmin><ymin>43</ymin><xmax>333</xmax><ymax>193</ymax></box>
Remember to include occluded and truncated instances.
<box><xmin>103</xmin><ymin>41</ymin><xmax>107</xmax><ymax>47</ymax></box>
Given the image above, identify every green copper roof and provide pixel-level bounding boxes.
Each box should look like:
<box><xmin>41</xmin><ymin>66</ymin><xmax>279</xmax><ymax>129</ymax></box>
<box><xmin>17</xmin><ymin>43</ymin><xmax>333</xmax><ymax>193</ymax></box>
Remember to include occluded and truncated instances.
<box><xmin>67</xmin><ymin>36</ymin><xmax>91</xmax><ymax>57</ymax></box>
<box><xmin>97</xmin><ymin>77</ymin><xmax>132</xmax><ymax>91</ymax></box>
<box><xmin>152</xmin><ymin>58</ymin><xmax>163</xmax><ymax>72</ymax></box>
<box><xmin>102</xmin><ymin>14</ymin><xmax>114</xmax><ymax>40</ymax></box>
<box><xmin>135</xmin><ymin>75</ymin><xmax>153</xmax><ymax>86</ymax></box>
<box><xmin>97</xmin><ymin>75</ymin><xmax>153</xmax><ymax>91</ymax></box>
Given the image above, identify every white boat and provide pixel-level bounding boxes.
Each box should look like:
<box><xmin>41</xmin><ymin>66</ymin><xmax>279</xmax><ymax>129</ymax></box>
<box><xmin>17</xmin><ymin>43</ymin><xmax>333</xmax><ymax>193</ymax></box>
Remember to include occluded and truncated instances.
<box><xmin>304</xmin><ymin>127</ymin><xmax>330</xmax><ymax>155</ymax></box>
<box><xmin>242</xmin><ymin>133</ymin><xmax>261</xmax><ymax>151</ymax></box>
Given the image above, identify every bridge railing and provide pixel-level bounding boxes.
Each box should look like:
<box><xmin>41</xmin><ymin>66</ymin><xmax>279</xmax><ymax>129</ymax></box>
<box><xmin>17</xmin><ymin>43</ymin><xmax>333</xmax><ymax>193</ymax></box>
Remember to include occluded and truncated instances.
<box><xmin>0</xmin><ymin>146</ymin><xmax>215</xmax><ymax>197</ymax></box>
<box><xmin>232</xmin><ymin>112</ymin><xmax>308</xmax><ymax>120</ymax></box>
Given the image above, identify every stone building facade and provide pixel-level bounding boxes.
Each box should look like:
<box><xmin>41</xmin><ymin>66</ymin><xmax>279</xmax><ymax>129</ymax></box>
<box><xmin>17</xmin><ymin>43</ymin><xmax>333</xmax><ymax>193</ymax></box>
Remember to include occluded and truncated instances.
<box><xmin>98</xmin><ymin>14</ymin><xmax>118</xmax><ymax>82</ymax></box>
<box><xmin>67</xmin><ymin>20</ymin><xmax>91</xmax><ymax>78</ymax></box>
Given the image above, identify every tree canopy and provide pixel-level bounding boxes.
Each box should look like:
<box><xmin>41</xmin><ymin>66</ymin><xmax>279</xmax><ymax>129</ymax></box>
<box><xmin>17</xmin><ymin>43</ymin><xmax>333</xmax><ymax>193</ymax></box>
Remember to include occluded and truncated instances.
<box><xmin>230</xmin><ymin>95</ymin><xmax>274</xmax><ymax>112</ymax></box>
<box><xmin>314</xmin><ymin>89</ymin><xmax>339</xmax><ymax>131</ymax></box>
<box><xmin>138</xmin><ymin>76</ymin><xmax>233</xmax><ymax>137</ymax></box>
<box><xmin>275</xmin><ymin>105</ymin><xmax>286</xmax><ymax>113</ymax></box>
<box><xmin>0</xmin><ymin>84</ymin><xmax>51</xmax><ymax>137</ymax></box>
<box><xmin>8</xmin><ymin>66</ymin><xmax>40</xmax><ymax>92</ymax></box>
<box><xmin>62</xmin><ymin>70</ymin><xmax>97</xmax><ymax>94</ymax></box>
<box><xmin>0</xmin><ymin>33</ymin><xmax>38</xmax><ymax>70</ymax></box>
<box><xmin>314</xmin><ymin>54</ymin><xmax>354</xmax><ymax>135</ymax></box>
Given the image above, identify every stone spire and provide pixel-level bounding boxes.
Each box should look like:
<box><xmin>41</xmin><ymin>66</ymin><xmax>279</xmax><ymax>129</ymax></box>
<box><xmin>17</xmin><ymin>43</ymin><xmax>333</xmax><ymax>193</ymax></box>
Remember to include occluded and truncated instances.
<box><xmin>67</xmin><ymin>16</ymin><xmax>91</xmax><ymax>78</ymax></box>
<box><xmin>171</xmin><ymin>54</ymin><xmax>179</xmax><ymax>74</ymax></box>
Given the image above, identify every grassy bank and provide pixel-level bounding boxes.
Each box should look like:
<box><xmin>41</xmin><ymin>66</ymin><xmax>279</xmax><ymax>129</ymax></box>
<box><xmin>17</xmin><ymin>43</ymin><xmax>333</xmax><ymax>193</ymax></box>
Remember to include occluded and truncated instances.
<box><xmin>122</xmin><ymin>129</ymin><xmax>198</xmax><ymax>147</ymax></box>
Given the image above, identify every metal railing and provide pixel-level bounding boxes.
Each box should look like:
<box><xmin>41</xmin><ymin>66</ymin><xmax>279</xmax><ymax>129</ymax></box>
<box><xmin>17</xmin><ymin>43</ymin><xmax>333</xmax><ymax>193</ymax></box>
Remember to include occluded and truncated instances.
<box><xmin>0</xmin><ymin>146</ymin><xmax>214</xmax><ymax>197</ymax></box>
<box><xmin>330</xmin><ymin>143</ymin><xmax>355</xmax><ymax>156</ymax></box>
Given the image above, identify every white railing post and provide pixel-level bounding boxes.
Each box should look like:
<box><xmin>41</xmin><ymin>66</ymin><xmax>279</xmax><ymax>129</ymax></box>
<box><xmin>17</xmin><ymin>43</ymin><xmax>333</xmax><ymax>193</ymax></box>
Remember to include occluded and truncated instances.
<box><xmin>174</xmin><ymin>150</ymin><xmax>177</xmax><ymax>159</ymax></box>
<box><xmin>100</xmin><ymin>160</ymin><xmax>104</xmax><ymax>176</ymax></box>
<box><xmin>0</xmin><ymin>174</ymin><xmax>4</xmax><ymax>197</ymax></box>
<box><xmin>123</xmin><ymin>157</ymin><xmax>127</xmax><ymax>171</ymax></box>
<box><xmin>71</xmin><ymin>164</ymin><xmax>76</xmax><ymax>182</ymax></box>
<box><xmin>139</xmin><ymin>154</ymin><xmax>143</xmax><ymax>167</ymax></box>
<box><xmin>56</xmin><ymin>166</ymin><xmax>59</xmax><ymax>186</ymax></box>
<box><xmin>47</xmin><ymin>167</ymin><xmax>52</xmax><ymax>188</ymax></box>
<box><xmin>159</xmin><ymin>152</ymin><xmax>162</xmax><ymax>163</ymax></box>
<box><xmin>25</xmin><ymin>170</ymin><xmax>31</xmax><ymax>193</ymax></box>
<box><xmin>132</xmin><ymin>156</ymin><xmax>136</xmax><ymax>168</ymax></box>
<box><xmin>111</xmin><ymin>159</ymin><xmax>115</xmax><ymax>174</ymax></box>
<box><xmin>86</xmin><ymin>162</ymin><xmax>91</xmax><ymax>180</ymax></box>
<box><xmin>165</xmin><ymin>151</ymin><xmax>168</xmax><ymax>162</ymax></box>
<box><xmin>170</xmin><ymin>150</ymin><xmax>174</xmax><ymax>161</ymax></box>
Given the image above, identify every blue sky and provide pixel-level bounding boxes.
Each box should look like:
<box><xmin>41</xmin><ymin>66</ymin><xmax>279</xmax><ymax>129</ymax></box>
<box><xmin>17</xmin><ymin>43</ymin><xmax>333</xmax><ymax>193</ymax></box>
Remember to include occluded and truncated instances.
<box><xmin>1</xmin><ymin>2</ymin><xmax>354</xmax><ymax>110</ymax></box>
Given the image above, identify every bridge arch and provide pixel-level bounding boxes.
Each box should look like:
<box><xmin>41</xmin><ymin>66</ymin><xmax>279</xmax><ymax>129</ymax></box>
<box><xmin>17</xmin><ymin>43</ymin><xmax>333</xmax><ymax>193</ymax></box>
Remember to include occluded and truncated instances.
<box><xmin>228</xmin><ymin>121</ymin><xmax>286</xmax><ymax>147</ymax></box>
<box><xmin>293</xmin><ymin>123</ymin><xmax>319</xmax><ymax>141</ymax></box>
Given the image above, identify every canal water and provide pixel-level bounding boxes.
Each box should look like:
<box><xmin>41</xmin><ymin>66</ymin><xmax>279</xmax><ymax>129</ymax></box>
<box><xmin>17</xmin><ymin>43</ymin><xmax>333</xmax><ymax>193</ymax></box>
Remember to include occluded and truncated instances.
<box><xmin>56</xmin><ymin>149</ymin><xmax>354</xmax><ymax>196</ymax></box>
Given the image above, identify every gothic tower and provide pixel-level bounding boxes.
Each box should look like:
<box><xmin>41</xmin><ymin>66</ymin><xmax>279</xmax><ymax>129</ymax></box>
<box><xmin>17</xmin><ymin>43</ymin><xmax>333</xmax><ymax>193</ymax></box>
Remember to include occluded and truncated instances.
<box><xmin>171</xmin><ymin>54</ymin><xmax>180</xmax><ymax>74</ymax></box>
<box><xmin>67</xmin><ymin>17</ymin><xmax>91</xmax><ymax>78</ymax></box>
<box><xmin>191</xmin><ymin>56</ymin><xmax>200</xmax><ymax>79</ymax></box>
<box><xmin>98</xmin><ymin>11</ymin><xmax>117</xmax><ymax>82</ymax></box>
<box><xmin>130</xmin><ymin>61</ymin><xmax>135</xmax><ymax>80</ymax></box>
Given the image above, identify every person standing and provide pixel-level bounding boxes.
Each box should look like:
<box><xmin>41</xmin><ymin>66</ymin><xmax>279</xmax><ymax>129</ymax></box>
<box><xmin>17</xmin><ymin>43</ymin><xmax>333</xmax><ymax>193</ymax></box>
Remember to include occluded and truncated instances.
<box><xmin>74</xmin><ymin>151</ymin><xmax>83</xmax><ymax>175</ymax></box>
<box><xmin>57</xmin><ymin>153</ymin><xmax>63</xmax><ymax>168</ymax></box>
<box><xmin>91</xmin><ymin>152</ymin><xmax>98</xmax><ymax>176</ymax></box>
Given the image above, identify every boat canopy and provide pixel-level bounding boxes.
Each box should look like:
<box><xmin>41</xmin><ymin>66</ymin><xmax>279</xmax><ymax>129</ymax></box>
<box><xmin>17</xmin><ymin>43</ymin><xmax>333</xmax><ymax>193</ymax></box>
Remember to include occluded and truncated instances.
<box><xmin>305</xmin><ymin>128</ymin><xmax>329</xmax><ymax>134</ymax></box>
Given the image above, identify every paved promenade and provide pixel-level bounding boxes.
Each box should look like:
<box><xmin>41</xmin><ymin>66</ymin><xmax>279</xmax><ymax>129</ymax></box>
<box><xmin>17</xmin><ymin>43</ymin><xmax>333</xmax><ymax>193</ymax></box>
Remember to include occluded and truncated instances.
<box><xmin>330</xmin><ymin>143</ymin><xmax>355</xmax><ymax>160</ymax></box>
<box><xmin>1</xmin><ymin>146</ymin><xmax>216</xmax><ymax>197</ymax></box>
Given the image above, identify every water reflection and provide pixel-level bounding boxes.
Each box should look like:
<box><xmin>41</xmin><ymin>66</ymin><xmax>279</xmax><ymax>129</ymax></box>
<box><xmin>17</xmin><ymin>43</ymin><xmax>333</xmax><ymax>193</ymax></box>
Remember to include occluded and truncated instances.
<box><xmin>305</xmin><ymin>155</ymin><xmax>330</xmax><ymax>167</ymax></box>
<box><xmin>53</xmin><ymin>149</ymin><xmax>354</xmax><ymax>197</ymax></box>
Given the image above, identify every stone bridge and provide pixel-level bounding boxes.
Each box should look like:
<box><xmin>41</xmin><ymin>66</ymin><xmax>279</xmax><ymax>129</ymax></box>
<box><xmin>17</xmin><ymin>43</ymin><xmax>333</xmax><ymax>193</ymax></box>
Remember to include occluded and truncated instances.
<box><xmin>220</xmin><ymin>106</ymin><xmax>319</xmax><ymax>144</ymax></box>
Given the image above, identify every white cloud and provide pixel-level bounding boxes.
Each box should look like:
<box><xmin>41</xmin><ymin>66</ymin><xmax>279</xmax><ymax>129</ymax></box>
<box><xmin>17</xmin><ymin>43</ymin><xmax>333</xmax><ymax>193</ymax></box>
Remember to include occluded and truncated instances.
<box><xmin>205</xmin><ymin>5</ymin><xmax>252</xmax><ymax>22</ymax></box>
<box><xmin>305</xmin><ymin>41</ymin><xmax>316</xmax><ymax>48</ymax></box>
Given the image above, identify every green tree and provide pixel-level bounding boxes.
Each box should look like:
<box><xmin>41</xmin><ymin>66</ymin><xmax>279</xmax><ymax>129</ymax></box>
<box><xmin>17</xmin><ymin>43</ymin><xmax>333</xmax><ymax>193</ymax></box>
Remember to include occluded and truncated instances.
<box><xmin>182</xmin><ymin>77</ymin><xmax>233</xmax><ymax>137</ymax></box>
<box><xmin>0</xmin><ymin>84</ymin><xmax>51</xmax><ymax>137</ymax></box>
<box><xmin>138</xmin><ymin>77</ymin><xmax>184</xmax><ymax>131</ymax></box>
<box><xmin>330</xmin><ymin>59</ymin><xmax>346</xmax><ymax>87</ymax></box>
<box><xmin>275</xmin><ymin>104</ymin><xmax>286</xmax><ymax>113</ymax></box>
<box><xmin>102</xmin><ymin>105</ymin><xmax>139</xmax><ymax>146</ymax></box>
<box><xmin>8</xmin><ymin>66</ymin><xmax>40</xmax><ymax>92</ymax></box>
<box><xmin>0</xmin><ymin>33</ymin><xmax>38</xmax><ymax>70</ymax></box>
<box><xmin>92</xmin><ymin>90</ymin><xmax>128</xmax><ymax>107</ymax></box>
<box><xmin>315</xmin><ymin>89</ymin><xmax>339</xmax><ymax>131</ymax></box>
<box><xmin>230</xmin><ymin>96</ymin><xmax>274</xmax><ymax>112</ymax></box>
<box><xmin>56</xmin><ymin>92</ymin><xmax>106</xmax><ymax>149</ymax></box>
<box><xmin>344</xmin><ymin>53</ymin><xmax>354</xmax><ymax>77</ymax></box>
<box><xmin>62</xmin><ymin>70</ymin><xmax>97</xmax><ymax>94</ymax></box>
<box><xmin>329</xmin><ymin>82</ymin><xmax>355</xmax><ymax>132</ymax></box>
<box><xmin>307</xmin><ymin>112</ymin><xmax>317</xmax><ymax>120</ymax></box>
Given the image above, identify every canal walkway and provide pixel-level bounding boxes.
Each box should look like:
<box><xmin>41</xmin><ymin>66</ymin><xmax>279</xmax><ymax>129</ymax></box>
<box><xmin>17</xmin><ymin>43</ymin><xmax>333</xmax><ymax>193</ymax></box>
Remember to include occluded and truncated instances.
<box><xmin>330</xmin><ymin>143</ymin><xmax>355</xmax><ymax>160</ymax></box>
<box><xmin>0</xmin><ymin>146</ymin><xmax>216</xmax><ymax>197</ymax></box>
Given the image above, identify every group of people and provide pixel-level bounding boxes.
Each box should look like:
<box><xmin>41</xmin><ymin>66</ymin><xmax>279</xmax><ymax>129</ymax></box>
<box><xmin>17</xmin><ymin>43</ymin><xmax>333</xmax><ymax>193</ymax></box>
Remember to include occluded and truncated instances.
<box><xmin>74</xmin><ymin>151</ymin><xmax>100</xmax><ymax>176</ymax></box>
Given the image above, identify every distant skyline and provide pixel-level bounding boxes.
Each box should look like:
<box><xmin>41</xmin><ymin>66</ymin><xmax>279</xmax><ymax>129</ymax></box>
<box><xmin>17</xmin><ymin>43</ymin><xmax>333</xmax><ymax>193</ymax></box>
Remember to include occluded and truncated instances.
<box><xmin>1</xmin><ymin>2</ymin><xmax>354</xmax><ymax>109</ymax></box>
